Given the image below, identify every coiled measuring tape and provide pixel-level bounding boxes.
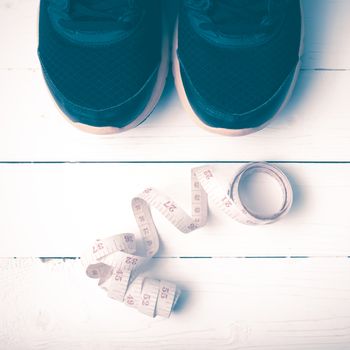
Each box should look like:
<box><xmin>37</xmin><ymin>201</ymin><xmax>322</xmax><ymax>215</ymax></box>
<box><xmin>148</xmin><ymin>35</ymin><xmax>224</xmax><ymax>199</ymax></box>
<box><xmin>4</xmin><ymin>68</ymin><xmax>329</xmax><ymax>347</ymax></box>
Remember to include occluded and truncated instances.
<box><xmin>81</xmin><ymin>162</ymin><xmax>293</xmax><ymax>318</ymax></box>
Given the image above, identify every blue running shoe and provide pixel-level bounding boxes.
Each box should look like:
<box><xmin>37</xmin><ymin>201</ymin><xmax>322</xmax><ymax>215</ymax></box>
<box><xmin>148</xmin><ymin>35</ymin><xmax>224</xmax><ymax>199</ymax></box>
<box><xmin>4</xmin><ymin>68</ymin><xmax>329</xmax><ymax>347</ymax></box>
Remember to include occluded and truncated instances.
<box><xmin>38</xmin><ymin>0</ymin><xmax>168</xmax><ymax>134</ymax></box>
<box><xmin>173</xmin><ymin>0</ymin><xmax>303</xmax><ymax>135</ymax></box>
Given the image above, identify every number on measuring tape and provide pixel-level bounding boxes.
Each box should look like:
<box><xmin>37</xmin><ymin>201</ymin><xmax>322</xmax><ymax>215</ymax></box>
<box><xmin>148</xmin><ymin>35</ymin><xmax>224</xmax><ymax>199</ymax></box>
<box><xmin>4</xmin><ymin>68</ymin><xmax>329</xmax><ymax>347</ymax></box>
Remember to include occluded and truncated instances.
<box><xmin>81</xmin><ymin>163</ymin><xmax>292</xmax><ymax>318</ymax></box>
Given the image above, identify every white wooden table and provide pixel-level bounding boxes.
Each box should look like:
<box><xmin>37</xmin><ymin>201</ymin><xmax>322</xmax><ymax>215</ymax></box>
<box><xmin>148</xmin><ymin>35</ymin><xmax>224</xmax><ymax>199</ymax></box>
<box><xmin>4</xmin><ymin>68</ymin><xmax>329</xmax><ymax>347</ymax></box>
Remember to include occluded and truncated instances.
<box><xmin>1</xmin><ymin>0</ymin><xmax>350</xmax><ymax>349</ymax></box>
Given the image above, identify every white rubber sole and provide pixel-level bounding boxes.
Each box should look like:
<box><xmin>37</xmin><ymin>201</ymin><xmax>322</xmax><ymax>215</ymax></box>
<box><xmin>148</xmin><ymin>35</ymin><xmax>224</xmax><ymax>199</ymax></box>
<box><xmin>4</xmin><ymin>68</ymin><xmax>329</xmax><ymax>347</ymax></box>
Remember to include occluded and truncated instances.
<box><xmin>40</xmin><ymin>10</ymin><xmax>170</xmax><ymax>135</ymax></box>
<box><xmin>172</xmin><ymin>2</ymin><xmax>305</xmax><ymax>137</ymax></box>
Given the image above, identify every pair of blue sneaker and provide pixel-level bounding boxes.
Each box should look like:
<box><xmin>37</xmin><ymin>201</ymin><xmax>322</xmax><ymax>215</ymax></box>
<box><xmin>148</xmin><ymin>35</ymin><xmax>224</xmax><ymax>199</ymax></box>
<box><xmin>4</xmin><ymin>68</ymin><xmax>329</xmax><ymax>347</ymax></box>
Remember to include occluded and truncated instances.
<box><xmin>38</xmin><ymin>0</ymin><xmax>303</xmax><ymax>135</ymax></box>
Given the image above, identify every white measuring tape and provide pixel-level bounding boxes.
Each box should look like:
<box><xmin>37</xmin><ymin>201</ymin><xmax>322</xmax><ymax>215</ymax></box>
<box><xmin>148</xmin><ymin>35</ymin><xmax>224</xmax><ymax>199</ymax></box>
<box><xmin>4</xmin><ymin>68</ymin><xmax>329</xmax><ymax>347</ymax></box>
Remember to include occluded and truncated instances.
<box><xmin>81</xmin><ymin>162</ymin><xmax>293</xmax><ymax>318</ymax></box>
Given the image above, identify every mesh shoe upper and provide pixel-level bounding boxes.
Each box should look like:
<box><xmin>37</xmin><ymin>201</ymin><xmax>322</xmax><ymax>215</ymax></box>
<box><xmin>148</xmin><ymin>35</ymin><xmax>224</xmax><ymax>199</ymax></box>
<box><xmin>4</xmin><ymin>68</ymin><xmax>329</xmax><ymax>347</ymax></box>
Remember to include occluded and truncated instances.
<box><xmin>38</xmin><ymin>0</ymin><xmax>162</xmax><ymax>127</ymax></box>
<box><xmin>178</xmin><ymin>0</ymin><xmax>302</xmax><ymax>129</ymax></box>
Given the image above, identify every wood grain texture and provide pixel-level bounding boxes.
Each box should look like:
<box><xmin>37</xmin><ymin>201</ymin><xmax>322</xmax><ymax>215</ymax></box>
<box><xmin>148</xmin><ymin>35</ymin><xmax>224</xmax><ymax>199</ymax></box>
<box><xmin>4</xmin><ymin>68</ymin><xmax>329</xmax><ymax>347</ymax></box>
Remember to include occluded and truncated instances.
<box><xmin>0</xmin><ymin>0</ymin><xmax>350</xmax><ymax>161</ymax></box>
<box><xmin>1</xmin><ymin>1</ymin><xmax>350</xmax><ymax>349</ymax></box>
<box><xmin>0</xmin><ymin>163</ymin><xmax>349</xmax><ymax>257</ymax></box>
<box><xmin>1</xmin><ymin>258</ymin><xmax>350</xmax><ymax>350</ymax></box>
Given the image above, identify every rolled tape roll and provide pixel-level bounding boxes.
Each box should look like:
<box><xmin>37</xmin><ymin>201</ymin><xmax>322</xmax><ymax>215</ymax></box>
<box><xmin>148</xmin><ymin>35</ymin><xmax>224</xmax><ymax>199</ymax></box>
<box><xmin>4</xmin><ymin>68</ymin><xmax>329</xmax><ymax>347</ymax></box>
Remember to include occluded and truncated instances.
<box><xmin>81</xmin><ymin>162</ymin><xmax>293</xmax><ymax>318</ymax></box>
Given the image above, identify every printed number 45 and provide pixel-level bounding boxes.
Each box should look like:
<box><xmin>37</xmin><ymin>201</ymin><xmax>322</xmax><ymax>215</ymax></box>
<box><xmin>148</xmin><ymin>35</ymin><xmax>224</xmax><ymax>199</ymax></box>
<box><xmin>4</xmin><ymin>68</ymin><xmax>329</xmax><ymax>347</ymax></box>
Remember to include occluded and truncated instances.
<box><xmin>93</xmin><ymin>242</ymin><xmax>104</xmax><ymax>254</ymax></box>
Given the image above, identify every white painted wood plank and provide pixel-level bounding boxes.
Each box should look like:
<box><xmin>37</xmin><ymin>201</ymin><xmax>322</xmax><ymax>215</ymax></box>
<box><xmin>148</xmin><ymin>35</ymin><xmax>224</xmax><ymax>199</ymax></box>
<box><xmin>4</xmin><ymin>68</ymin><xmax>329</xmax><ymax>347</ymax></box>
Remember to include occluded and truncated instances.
<box><xmin>1</xmin><ymin>258</ymin><xmax>349</xmax><ymax>350</ymax></box>
<box><xmin>1</xmin><ymin>69</ymin><xmax>350</xmax><ymax>162</ymax></box>
<box><xmin>0</xmin><ymin>163</ymin><xmax>349</xmax><ymax>257</ymax></box>
<box><xmin>1</xmin><ymin>1</ymin><xmax>350</xmax><ymax>162</ymax></box>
